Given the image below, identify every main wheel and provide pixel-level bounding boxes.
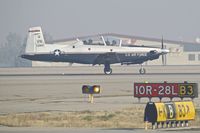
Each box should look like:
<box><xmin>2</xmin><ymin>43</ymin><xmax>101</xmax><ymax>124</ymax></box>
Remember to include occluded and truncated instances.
<box><xmin>139</xmin><ymin>68</ymin><xmax>146</xmax><ymax>74</ymax></box>
<box><xmin>104</xmin><ymin>68</ymin><xmax>112</xmax><ymax>75</ymax></box>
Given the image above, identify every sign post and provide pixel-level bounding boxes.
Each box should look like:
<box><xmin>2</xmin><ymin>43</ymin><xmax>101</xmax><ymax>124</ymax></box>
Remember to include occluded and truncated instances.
<box><xmin>88</xmin><ymin>94</ymin><xmax>94</xmax><ymax>103</ymax></box>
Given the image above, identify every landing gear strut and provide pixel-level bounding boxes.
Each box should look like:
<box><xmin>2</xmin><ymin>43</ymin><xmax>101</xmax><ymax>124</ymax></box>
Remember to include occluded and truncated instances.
<box><xmin>139</xmin><ymin>64</ymin><xmax>146</xmax><ymax>74</ymax></box>
<box><xmin>104</xmin><ymin>63</ymin><xmax>112</xmax><ymax>75</ymax></box>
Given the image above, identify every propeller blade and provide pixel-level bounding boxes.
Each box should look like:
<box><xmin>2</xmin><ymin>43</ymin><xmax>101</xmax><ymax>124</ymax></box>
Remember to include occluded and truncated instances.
<box><xmin>161</xmin><ymin>36</ymin><xmax>168</xmax><ymax>65</ymax></box>
<box><xmin>161</xmin><ymin>36</ymin><xmax>164</xmax><ymax>49</ymax></box>
<box><xmin>162</xmin><ymin>54</ymin><xmax>164</xmax><ymax>65</ymax></box>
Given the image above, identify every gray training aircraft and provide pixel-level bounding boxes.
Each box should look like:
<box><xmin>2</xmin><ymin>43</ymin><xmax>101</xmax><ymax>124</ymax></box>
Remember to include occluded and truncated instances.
<box><xmin>21</xmin><ymin>27</ymin><xmax>169</xmax><ymax>74</ymax></box>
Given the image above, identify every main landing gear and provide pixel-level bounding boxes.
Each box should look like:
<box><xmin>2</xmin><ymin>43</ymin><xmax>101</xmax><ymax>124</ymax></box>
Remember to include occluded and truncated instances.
<box><xmin>103</xmin><ymin>63</ymin><xmax>146</xmax><ymax>75</ymax></box>
<box><xmin>139</xmin><ymin>64</ymin><xmax>146</xmax><ymax>74</ymax></box>
<box><xmin>104</xmin><ymin>63</ymin><xmax>112</xmax><ymax>75</ymax></box>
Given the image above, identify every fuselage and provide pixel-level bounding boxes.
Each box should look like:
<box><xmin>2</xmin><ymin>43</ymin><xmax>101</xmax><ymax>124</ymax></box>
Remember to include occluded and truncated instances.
<box><xmin>22</xmin><ymin>42</ymin><xmax>166</xmax><ymax>65</ymax></box>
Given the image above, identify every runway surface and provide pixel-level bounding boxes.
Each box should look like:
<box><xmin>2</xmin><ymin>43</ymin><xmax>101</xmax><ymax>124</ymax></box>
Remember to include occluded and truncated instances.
<box><xmin>0</xmin><ymin>66</ymin><xmax>200</xmax><ymax>132</ymax></box>
<box><xmin>0</xmin><ymin>65</ymin><xmax>200</xmax><ymax>114</ymax></box>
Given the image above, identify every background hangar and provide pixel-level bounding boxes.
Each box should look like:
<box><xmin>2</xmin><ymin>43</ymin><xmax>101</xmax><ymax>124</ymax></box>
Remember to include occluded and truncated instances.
<box><xmin>32</xmin><ymin>33</ymin><xmax>200</xmax><ymax>66</ymax></box>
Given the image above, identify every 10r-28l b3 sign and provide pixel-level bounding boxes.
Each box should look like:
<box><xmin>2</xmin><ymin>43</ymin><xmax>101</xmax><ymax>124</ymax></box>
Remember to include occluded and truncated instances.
<box><xmin>134</xmin><ymin>82</ymin><xmax>198</xmax><ymax>98</ymax></box>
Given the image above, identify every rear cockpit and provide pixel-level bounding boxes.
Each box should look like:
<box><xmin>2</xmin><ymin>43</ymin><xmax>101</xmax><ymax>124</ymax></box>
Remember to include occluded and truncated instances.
<box><xmin>82</xmin><ymin>36</ymin><xmax>121</xmax><ymax>47</ymax></box>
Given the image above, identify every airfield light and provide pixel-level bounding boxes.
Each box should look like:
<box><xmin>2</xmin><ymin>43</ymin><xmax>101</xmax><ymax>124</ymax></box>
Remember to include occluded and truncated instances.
<box><xmin>82</xmin><ymin>85</ymin><xmax>90</xmax><ymax>93</ymax></box>
<box><xmin>82</xmin><ymin>85</ymin><xmax>101</xmax><ymax>103</ymax></box>
<box><xmin>93</xmin><ymin>85</ymin><xmax>100</xmax><ymax>93</ymax></box>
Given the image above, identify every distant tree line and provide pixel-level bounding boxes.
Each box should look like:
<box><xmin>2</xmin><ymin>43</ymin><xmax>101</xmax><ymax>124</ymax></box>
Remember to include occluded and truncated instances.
<box><xmin>0</xmin><ymin>32</ymin><xmax>53</xmax><ymax>67</ymax></box>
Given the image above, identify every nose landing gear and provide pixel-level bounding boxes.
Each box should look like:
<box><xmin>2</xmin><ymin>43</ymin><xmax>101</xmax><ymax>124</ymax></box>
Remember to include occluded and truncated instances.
<box><xmin>139</xmin><ymin>64</ymin><xmax>146</xmax><ymax>74</ymax></box>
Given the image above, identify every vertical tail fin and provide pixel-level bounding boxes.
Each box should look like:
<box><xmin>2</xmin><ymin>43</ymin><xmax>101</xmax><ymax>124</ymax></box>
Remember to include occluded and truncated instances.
<box><xmin>25</xmin><ymin>27</ymin><xmax>45</xmax><ymax>53</ymax></box>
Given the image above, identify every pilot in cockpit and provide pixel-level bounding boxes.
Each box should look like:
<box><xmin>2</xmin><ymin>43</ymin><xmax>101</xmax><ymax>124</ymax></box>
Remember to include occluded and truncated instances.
<box><xmin>106</xmin><ymin>39</ymin><xmax>117</xmax><ymax>46</ymax></box>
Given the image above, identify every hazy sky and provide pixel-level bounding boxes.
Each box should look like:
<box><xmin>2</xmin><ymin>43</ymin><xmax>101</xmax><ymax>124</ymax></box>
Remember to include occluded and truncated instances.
<box><xmin>0</xmin><ymin>0</ymin><xmax>200</xmax><ymax>44</ymax></box>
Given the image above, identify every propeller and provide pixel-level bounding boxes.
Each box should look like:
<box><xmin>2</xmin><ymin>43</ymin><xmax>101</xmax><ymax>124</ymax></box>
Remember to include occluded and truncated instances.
<box><xmin>161</xmin><ymin>36</ymin><xmax>164</xmax><ymax>65</ymax></box>
<box><xmin>161</xmin><ymin>36</ymin><xmax>164</xmax><ymax>49</ymax></box>
<box><xmin>161</xmin><ymin>36</ymin><xmax>166</xmax><ymax>65</ymax></box>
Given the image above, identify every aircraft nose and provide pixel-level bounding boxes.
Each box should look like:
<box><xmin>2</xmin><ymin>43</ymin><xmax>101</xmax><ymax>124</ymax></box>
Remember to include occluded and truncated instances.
<box><xmin>161</xmin><ymin>49</ymin><xmax>169</xmax><ymax>54</ymax></box>
<box><xmin>20</xmin><ymin>54</ymin><xmax>28</xmax><ymax>59</ymax></box>
<box><xmin>20</xmin><ymin>54</ymin><xmax>25</xmax><ymax>58</ymax></box>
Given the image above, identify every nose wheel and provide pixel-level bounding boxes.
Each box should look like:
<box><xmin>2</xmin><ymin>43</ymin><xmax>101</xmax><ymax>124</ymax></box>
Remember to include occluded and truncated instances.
<box><xmin>139</xmin><ymin>64</ymin><xmax>146</xmax><ymax>74</ymax></box>
<box><xmin>139</xmin><ymin>68</ymin><xmax>146</xmax><ymax>74</ymax></box>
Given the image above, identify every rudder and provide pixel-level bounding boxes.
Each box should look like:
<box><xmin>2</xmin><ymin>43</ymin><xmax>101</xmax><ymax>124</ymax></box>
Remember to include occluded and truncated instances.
<box><xmin>25</xmin><ymin>27</ymin><xmax>45</xmax><ymax>53</ymax></box>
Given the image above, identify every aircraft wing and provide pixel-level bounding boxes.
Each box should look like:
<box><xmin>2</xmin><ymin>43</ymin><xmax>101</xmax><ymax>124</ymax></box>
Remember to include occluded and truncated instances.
<box><xmin>92</xmin><ymin>52</ymin><xmax>121</xmax><ymax>65</ymax></box>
